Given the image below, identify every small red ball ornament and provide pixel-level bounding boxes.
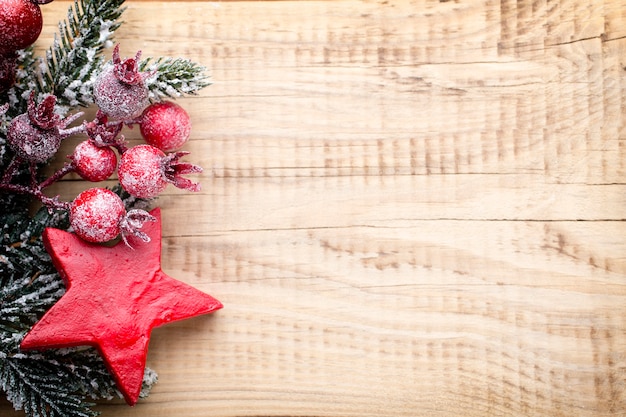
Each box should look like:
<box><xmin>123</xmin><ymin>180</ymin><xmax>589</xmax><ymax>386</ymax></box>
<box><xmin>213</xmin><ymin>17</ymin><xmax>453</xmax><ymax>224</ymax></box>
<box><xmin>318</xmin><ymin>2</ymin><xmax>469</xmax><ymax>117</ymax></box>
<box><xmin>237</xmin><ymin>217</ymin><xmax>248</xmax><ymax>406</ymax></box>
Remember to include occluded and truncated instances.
<box><xmin>70</xmin><ymin>188</ymin><xmax>126</xmax><ymax>242</ymax></box>
<box><xmin>93</xmin><ymin>45</ymin><xmax>150</xmax><ymax>120</ymax></box>
<box><xmin>118</xmin><ymin>144</ymin><xmax>168</xmax><ymax>198</ymax></box>
<box><xmin>0</xmin><ymin>0</ymin><xmax>44</xmax><ymax>55</ymax></box>
<box><xmin>72</xmin><ymin>140</ymin><xmax>118</xmax><ymax>182</ymax></box>
<box><xmin>139</xmin><ymin>101</ymin><xmax>191</xmax><ymax>152</ymax></box>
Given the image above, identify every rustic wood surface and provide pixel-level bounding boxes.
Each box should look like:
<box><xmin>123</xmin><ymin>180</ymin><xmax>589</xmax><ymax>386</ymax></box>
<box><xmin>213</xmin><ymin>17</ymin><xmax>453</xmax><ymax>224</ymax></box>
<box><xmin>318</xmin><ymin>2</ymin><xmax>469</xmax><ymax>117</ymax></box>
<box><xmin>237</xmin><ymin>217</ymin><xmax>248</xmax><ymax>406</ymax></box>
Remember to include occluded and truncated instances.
<box><xmin>2</xmin><ymin>0</ymin><xmax>626</xmax><ymax>416</ymax></box>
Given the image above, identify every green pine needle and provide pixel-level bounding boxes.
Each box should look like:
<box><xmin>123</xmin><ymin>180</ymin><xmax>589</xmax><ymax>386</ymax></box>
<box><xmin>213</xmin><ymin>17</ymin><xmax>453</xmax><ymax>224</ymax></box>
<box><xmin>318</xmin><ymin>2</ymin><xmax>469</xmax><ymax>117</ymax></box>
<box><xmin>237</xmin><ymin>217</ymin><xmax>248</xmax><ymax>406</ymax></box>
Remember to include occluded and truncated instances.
<box><xmin>40</xmin><ymin>0</ymin><xmax>126</xmax><ymax>110</ymax></box>
<box><xmin>2</xmin><ymin>0</ymin><xmax>126</xmax><ymax>117</ymax></box>
<box><xmin>140</xmin><ymin>57</ymin><xmax>211</xmax><ymax>100</ymax></box>
<box><xmin>1</xmin><ymin>356</ymin><xmax>97</xmax><ymax>417</ymax></box>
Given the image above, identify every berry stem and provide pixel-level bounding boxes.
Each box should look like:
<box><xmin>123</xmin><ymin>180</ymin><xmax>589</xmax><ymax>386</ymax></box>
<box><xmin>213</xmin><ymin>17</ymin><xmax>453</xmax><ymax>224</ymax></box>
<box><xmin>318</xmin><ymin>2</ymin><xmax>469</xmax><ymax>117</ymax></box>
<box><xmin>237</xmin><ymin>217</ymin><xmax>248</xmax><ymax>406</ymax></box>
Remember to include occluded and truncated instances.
<box><xmin>0</xmin><ymin>155</ymin><xmax>73</xmax><ymax>210</ymax></box>
<box><xmin>0</xmin><ymin>182</ymin><xmax>70</xmax><ymax>210</ymax></box>
<box><xmin>29</xmin><ymin>162</ymin><xmax>38</xmax><ymax>188</ymax></box>
<box><xmin>1</xmin><ymin>155</ymin><xmax>21</xmax><ymax>183</ymax></box>
<box><xmin>39</xmin><ymin>162</ymin><xmax>75</xmax><ymax>189</ymax></box>
<box><xmin>59</xmin><ymin>112</ymin><xmax>87</xmax><ymax>137</ymax></box>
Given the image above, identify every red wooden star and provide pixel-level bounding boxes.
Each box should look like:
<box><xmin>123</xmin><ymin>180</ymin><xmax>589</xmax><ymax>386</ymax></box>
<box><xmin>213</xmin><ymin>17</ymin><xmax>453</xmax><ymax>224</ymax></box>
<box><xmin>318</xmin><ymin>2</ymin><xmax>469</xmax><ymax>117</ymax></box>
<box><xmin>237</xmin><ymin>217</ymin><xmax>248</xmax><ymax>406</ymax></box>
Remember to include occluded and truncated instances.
<box><xmin>20</xmin><ymin>208</ymin><xmax>222</xmax><ymax>405</ymax></box>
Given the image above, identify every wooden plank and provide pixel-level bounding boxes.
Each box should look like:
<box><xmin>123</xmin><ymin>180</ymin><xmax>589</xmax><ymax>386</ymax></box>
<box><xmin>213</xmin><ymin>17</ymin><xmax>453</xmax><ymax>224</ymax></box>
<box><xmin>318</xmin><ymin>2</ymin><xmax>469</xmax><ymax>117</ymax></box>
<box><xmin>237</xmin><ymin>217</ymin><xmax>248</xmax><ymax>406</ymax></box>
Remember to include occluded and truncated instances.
<box><xmin>2</xmin><ymin>1</ymin><xmax>625</xmax><ymax>417</ymax></box>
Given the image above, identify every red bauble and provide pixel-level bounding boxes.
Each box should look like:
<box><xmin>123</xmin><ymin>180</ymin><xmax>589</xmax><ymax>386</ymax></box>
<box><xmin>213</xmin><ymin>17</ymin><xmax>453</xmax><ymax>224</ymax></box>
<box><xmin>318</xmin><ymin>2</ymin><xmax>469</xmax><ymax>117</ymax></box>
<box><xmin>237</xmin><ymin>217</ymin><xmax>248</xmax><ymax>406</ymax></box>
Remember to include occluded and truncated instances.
<box><xmin>8</xmin><ymin>112</ymin><xmax>62</xmax><ymax>163</ymax></box>
<box><xmin>119</xmin><ymin>144</ymin><xmax>203</xmax><ymax>199</ymax></box>
<box><xmin>118</xmin><ymin>144</ymin><xmax>168</xmax><ymax>198</ymax></box>
<box><xmin>93</xmin><ymin>45</ymin><xmax>150</xmax><ymax>120</ymax></box>
<box><xmin>7</xmin><ymin>93</ymin><xmax>72</xmax><ymax>163</ymax></box>
<box><xmin>139</xmin><ymin>101</ymin><xmax>191</xmax><ymax>152</ymax></box>
<box><xmin>20</xmin><ymin>208</ymin><xmax>223</xmax><ymax>405</ymax></box>
<box><xmin>72</xmin><ymin>140</ymin><xmax>117</xmax><ymax>182</ymax></box>
<box><xmin>70</xmin><ymin>188</ymin><xmax>126</xmax><ymax>243</ymax></box>
<box><xmin>0</xmin><ymin>0</ymin><xmax>43</xmax><ymax>55</ymax></box>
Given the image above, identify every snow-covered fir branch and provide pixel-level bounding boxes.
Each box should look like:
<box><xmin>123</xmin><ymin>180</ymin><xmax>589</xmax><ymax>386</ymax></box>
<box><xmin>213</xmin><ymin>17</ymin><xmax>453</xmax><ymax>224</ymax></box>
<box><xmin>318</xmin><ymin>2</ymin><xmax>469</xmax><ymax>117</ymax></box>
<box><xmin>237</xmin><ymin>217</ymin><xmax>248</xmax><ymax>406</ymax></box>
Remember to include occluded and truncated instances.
<box><xmin>140</xmin><ymin>57</ymin><xmax>211</xmax><ymax>100</ymax></box>
<box><xmin>1</xmin><ymin>0</ymin><xmax>125</xmax><ymax>118</ymax></box>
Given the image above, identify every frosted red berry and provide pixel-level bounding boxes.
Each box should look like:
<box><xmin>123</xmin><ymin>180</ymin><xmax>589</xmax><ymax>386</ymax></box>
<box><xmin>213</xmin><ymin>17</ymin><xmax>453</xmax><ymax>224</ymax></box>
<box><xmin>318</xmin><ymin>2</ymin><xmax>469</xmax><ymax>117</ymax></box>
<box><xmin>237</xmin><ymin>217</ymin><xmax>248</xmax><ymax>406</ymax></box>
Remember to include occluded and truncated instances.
<box><xmin>93</xmin><ymin>45</ymin><xmax>150</xmax><ymax>120</ymax></box>
<box><xmin>0</xmin><ymin>0</ymin><xmax>43</xmax><ymax>55</ymax></box>
<box><xmin>7</xmin><ymin>92</ymin><xmax>83</xmax><ymax>163</ymax></box>
<box><xmin>7</xmin><ymin>93</ymin><xmax>65</xmax><ymax>162</ymax></box>
<box><xmin>118</xmin><ymin>144</ymin><xmax>202</xmax><ymax>199</ymax></box>
<box><xmin>8</xmin><ymin>115</ymin><xmax>61</xmax><ymax>163</ymax></box>
<box><xmin>139</xmin><ymin>101</ymin><xmax>191</xmax><ymax>152</ymax></box>
<box><xmin>71</xmin><ymin>140</ymin><xmax>117</xmax><ymax>182</ymax></box>
<box><xmin>70</xmin><ymin>188</ymin><xmax>126</xmax><ymax>243</ymax></box>
<box><xmin>118</xmin><ymin>145</ymin><xmax>168</xmax><ymax>198</ymax></box>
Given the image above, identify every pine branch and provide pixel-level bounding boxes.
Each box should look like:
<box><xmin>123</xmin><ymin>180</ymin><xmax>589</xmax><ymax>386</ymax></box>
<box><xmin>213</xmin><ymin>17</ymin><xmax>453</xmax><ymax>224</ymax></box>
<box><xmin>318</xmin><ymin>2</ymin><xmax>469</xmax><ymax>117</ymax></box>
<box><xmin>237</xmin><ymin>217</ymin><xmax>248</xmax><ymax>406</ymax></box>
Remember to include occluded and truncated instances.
<box><xmin>0</xmin><ymin>254</ymin><xmax>94</xmax><ymax>417</ymax></box>
<box><xmin>4</xmin><ymin>347</ymin><xmax>157</xmax><ymax>403</ymax></box>
<box><xmin>1</xmin><ymin>48</ymin><xmax>38</xmax><ymax>123</ymax></box>
<box><xmin>0</xmin><ymin>207</ymin><xmax>68</xmax><ymax>344</ymax></box>
<box><xmin>0</xmin><ymin>274</ymin><xmax>64</xmax><ymax>341</ymax></box>
<box><xmin>1</xmin><ymin>353</ymin><xmax>97</xmax><ymax>417</ymax></box>
<box><xmin>2</xmin><ymin>0</ymin><xmax>127</xmax><ymax>116</ymax></box>
<box><xmin>41</xmin><ymin>0</ymin><xmax>126</xmax><ymax>110</ymax></box>
<box><xmin>140</xmin><ymin>57</ymin><xmax>211</xmax><ymax>100</ymax></box>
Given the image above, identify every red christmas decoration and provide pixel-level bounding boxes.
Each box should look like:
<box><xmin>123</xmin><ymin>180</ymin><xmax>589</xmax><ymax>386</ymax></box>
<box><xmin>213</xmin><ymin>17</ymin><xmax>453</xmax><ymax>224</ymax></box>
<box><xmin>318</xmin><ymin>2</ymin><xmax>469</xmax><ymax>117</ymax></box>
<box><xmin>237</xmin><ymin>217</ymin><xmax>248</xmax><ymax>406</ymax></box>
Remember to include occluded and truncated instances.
<box><xmin>20</xmin><ymin>208</ymin><xmax>222</xmax><ymax>406</ymax></box>
<box><xmin>139</xmin><ymin>101</ymin><xmax>192</xmax><ymax>152</ymax></box>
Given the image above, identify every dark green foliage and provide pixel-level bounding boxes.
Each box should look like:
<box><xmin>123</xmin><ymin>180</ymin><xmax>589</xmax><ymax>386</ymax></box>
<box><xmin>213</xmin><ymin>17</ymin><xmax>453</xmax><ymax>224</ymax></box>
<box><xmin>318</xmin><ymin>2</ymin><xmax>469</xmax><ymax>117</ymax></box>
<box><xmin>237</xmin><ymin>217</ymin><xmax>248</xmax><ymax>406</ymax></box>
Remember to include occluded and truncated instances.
<box><xmin>0</xmin><ymin>204</ymin><xmax>97</xmax><ymax>417</ymax></box>
<box><xmin>1</xmin><ymin>352</ymin><xmax>98</xmax><ymax>417</ymax></box>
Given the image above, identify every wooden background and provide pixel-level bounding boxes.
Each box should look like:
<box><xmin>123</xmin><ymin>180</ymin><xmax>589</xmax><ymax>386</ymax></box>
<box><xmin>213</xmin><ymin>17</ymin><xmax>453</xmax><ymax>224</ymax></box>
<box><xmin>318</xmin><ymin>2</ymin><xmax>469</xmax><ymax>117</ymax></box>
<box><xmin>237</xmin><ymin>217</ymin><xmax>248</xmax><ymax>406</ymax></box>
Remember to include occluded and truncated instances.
<box><xmin>2</xmin><ymin>0</ymin><xmax>626</xmax><ymax>416</ymax></box>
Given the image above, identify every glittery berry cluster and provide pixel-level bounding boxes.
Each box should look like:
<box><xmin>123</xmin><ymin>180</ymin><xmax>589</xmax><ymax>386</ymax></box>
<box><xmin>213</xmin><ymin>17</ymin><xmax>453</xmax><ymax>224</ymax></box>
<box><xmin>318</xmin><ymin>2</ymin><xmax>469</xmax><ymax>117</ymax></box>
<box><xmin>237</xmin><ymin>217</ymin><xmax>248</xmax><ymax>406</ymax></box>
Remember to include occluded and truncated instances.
<box><xmin>0</xmin><ymin>44</ymin><xmax>201</xmax><ymax>244</ymax></box>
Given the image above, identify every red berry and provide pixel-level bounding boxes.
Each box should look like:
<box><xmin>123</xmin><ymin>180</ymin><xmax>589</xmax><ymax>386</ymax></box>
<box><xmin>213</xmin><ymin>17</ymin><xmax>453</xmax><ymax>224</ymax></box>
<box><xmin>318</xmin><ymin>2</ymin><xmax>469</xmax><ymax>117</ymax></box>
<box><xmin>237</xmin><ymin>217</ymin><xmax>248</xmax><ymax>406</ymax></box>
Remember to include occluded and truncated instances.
<box><xmin>93</xmin><ymin>45</ymin><xmax>150</xmax><ymax>120</ymax></box>
<box><xmin>118</xmin><ymin>144</ymin><xmax>202</xmax><ymax>199</ymax></box>
<box><xmin>139</xmin><ymin>101</ymin><xmax>191</xmax><ymax>152</ymax></box>
<box><xmin>7</xmin><ymin>113</ymin><xmax>61</xmax><ymax>162</ymax></box>
<box><xmin>0</xmin><ymin>0</ymin><xmax>43</xmax><ymax>55</ymax></box>
<box><xmin>72</xmin><ymin>140</ymin><xmax>117</xmax><ymax>182</ymax></box>
<box><xmin>70</xmin><ymin>188</ymin><xmax>125</xmax><ymax>243</ymax></box>
<box><xmin>7</xmin><ymin>93</ymin><xmax>76</xmax><ymax>163</ymax></box>
<box><xmin>118</xmin><ymin>145</ymin><xmax>168</xmax><ymax>198</ymax></box>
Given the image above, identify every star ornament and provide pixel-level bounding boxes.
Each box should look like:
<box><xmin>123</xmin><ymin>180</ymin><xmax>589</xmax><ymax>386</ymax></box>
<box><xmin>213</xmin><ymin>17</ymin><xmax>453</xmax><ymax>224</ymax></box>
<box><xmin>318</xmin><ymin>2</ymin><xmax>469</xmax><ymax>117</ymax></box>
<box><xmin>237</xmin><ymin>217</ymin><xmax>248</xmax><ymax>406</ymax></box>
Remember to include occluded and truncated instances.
<box><xmin>20</xmin><ymin>208</ymin><xmax>222</xmax><ymax>405</ymax></box>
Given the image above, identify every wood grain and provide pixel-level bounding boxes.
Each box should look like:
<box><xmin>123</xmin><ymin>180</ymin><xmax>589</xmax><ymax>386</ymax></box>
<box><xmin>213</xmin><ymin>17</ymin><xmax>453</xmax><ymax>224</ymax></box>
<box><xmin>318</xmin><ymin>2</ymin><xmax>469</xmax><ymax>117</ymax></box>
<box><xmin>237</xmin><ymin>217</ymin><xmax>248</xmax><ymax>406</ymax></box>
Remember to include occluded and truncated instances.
<box><xmin>2</xmin><ymin>1</ymin><xmax>626</xmax><ymax>416</ymax></box>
